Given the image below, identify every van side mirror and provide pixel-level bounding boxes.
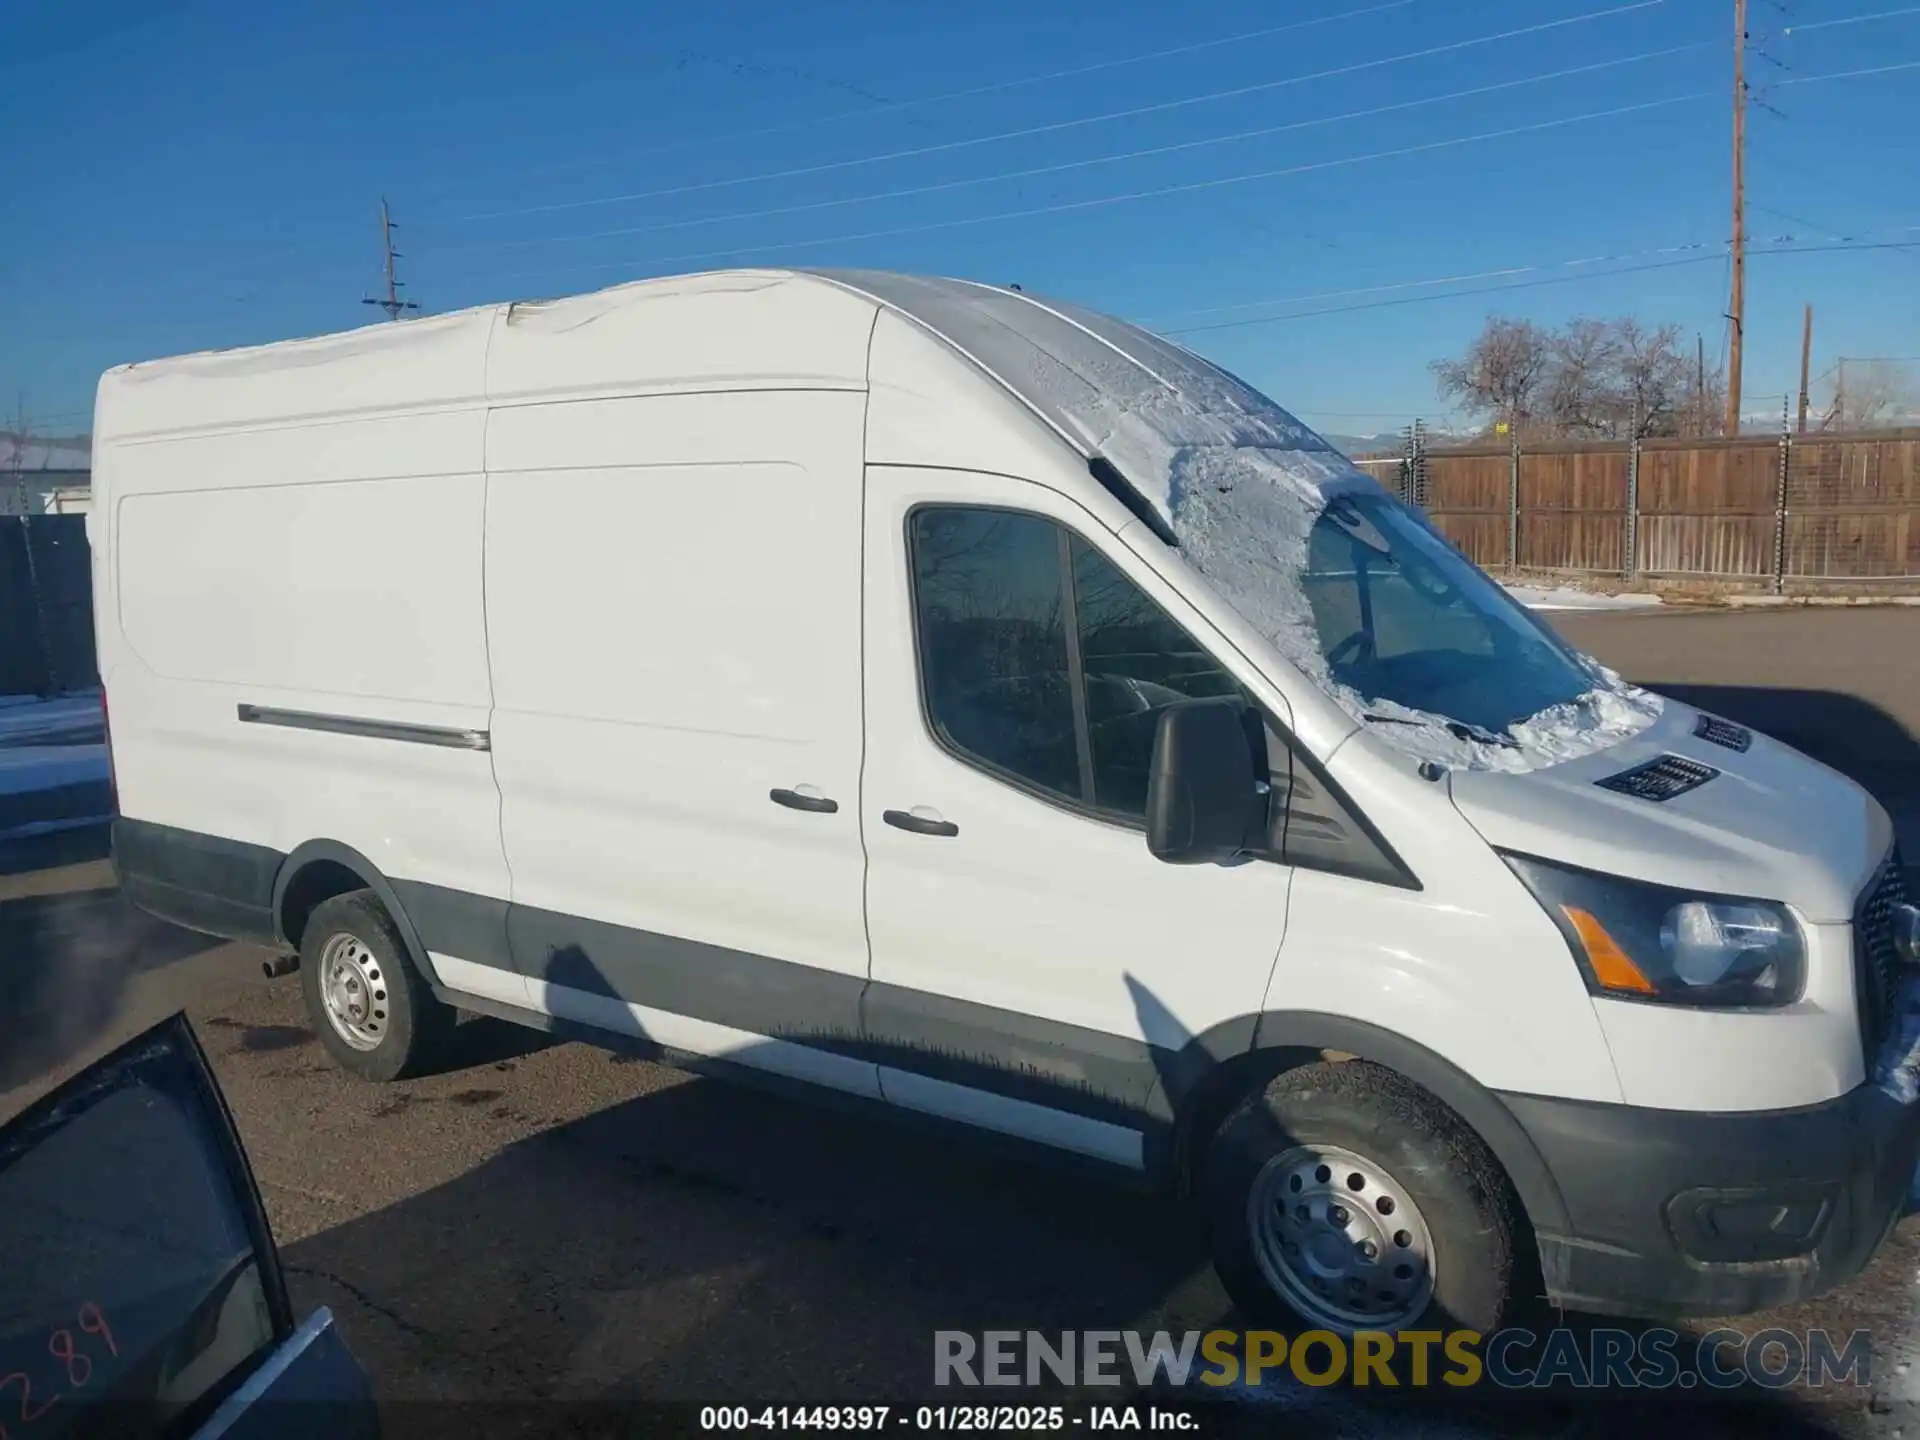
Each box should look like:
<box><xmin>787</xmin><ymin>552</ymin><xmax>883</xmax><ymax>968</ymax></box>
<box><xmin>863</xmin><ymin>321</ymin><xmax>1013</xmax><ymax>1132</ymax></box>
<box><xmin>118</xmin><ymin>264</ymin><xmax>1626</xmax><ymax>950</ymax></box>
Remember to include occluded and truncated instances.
<box><xmin>1144</xmin><ymin>699</ymin><xmax>1265</xmax><ymax>864</ymax></box>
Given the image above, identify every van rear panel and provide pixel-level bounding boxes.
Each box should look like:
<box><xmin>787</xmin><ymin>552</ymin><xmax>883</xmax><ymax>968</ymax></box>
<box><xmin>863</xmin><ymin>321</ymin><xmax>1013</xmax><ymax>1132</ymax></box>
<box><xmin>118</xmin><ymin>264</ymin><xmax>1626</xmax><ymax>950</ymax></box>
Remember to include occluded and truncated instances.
<box><xmin>93</xmin><ymin>399</ymin><xmax>511</xmax><ymax>946</ymax></box>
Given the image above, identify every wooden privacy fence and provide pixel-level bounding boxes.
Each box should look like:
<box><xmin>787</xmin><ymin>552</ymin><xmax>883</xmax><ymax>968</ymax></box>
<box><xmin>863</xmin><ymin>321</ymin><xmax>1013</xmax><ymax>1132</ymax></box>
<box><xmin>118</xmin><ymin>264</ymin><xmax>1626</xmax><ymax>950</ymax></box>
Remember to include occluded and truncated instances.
<box><xmin>1352</xmin><ymin>427</ymin><xmax>1920</xmax><ymax>592</ymax></box>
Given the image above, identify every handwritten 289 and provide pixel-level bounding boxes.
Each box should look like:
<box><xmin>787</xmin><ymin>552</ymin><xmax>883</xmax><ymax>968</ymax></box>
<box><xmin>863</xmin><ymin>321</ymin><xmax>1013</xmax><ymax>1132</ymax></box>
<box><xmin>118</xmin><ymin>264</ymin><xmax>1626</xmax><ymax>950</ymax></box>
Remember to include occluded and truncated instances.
<box><xmin>0</xmin><ymin>1303</ymin><xmax>116</xmax><ymax>1438</ymax></box>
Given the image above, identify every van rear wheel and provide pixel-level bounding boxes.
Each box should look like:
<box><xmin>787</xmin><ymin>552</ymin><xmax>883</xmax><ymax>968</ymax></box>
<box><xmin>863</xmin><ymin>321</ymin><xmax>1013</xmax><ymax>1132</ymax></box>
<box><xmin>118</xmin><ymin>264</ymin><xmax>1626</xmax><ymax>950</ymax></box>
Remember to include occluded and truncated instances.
<box><xmin>1202</xmin><ymin>1060</ymin><xmax>1518</xmax><ymax>1335</ymax></box>
<box><xmin>298</xmin><ymin>890</ymin><xmax>452</xmax><ymax>1082</ymax></box>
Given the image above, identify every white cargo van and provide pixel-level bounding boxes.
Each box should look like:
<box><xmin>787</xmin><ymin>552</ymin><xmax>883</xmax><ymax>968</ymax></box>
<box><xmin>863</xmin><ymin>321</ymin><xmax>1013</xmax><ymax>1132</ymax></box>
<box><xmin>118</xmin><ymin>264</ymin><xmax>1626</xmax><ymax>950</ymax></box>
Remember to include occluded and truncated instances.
<box><xmin>94</xmin><ymin>268</ymin><xmax>1920</xmax><ymax>1334</ymax></box>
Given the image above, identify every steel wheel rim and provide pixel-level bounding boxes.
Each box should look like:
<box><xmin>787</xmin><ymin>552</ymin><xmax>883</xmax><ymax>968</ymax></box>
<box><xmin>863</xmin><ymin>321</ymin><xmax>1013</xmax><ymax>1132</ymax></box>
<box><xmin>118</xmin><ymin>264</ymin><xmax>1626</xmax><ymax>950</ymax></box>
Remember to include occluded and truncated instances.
<box><xmin>318</xmin><ymin>932</ymin><xmax>389</xmax><ymax>1052</ymax></box>
<box><xmin>1246</xmin><ymin>1142</ymin><xmax>1436</xmax><ymax>1332</ymax></box>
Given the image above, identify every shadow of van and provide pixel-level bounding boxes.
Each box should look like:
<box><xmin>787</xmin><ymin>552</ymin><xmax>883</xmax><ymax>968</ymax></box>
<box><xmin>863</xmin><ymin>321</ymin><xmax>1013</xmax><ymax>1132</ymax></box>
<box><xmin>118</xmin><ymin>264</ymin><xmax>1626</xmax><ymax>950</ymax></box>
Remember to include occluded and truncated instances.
<box><xmin>0</xmin><ymin>880</ymin><xmax>222</xmax><ymax>1090</ymax></box>
<box><xmin>277</xmin><ymin>950</ymin><xmax>1863</xmax><ymax>1438</ymax></box>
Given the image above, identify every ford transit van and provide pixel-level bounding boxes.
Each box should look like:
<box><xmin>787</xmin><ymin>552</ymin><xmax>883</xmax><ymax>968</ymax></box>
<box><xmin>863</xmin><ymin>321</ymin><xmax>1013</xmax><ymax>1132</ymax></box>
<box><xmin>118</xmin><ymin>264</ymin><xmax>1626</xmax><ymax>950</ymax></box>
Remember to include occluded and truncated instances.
<box><xmin>92</xmin><ymin>268</ymin><xmax>1920</xmax><ymax>1334</ymax></box>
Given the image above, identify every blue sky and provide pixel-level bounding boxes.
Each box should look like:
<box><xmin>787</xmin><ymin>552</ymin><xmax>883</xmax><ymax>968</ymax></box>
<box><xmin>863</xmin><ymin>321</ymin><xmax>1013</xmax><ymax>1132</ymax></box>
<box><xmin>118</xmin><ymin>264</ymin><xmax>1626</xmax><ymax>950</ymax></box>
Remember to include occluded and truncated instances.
<box><xmin>3</xmin><ymin>0</ymin><xmax>1916</xmax><ymax>439</ymax></box>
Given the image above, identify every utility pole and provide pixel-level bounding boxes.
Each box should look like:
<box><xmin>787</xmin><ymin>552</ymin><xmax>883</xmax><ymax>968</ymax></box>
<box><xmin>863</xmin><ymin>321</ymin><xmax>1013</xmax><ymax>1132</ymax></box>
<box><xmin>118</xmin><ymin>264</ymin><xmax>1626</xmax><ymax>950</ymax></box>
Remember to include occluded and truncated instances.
<box><xmin>362</xmin><ymin>197</ymin><xmax>419</xmax><ymax>322</ymax></box>
<box><xmin>1834</xmin><ymin>357</ymin><xmax>1847</xmax><ymax>429</ymax></box>
<box><xmin>1725</xmin><ymin>0</ymin><xmax>1748</xmax><ymax>437</ymax></box>
<box><xmin>1796</xmin><ymin>303</ymin><xmax>1813</xmax><ymax>434</ymax></box>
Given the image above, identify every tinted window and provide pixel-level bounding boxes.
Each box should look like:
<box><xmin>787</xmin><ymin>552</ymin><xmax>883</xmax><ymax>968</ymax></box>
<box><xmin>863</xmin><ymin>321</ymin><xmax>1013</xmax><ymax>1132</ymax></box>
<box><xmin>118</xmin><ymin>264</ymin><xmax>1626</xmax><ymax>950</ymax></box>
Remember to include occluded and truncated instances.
<box><xmin>911</xmin><ymin>509</ymin><xmax>1081</xmax><ymax>801</ymax></box>
<box><xmin>0</xmin><ymin>1077</ymin><xmax>276</xmax><ymax>1437</ymax></box>
<box><xmin>1070</xmin><ymin>537</ymin><xmax>1241</xmax><ymax>816</ymax></box>
<box><xmin>910</xmin><ymin>506</ymin><xmax>1252</xmax><ymax>821</ymax></box>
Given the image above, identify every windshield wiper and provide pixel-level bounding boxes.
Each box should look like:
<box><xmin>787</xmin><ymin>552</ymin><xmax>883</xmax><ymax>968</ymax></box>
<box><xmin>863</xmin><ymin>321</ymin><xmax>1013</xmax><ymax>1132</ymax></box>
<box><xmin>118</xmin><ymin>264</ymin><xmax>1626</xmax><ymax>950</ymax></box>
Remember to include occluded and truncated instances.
<box><xmin>1363</xmin><ymin>713</ymin><xmax>1520</xmax><ymax>748</ymax></box>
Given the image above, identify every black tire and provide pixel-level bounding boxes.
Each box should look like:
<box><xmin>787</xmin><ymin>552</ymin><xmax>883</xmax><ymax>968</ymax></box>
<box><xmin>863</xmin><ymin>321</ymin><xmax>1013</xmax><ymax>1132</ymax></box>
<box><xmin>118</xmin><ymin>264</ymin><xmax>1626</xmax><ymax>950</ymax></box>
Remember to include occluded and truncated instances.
<box><xmin>1202</xmin><ymin>1059</ymin><xmax>1518</xmax><ymax>1335</ymax></box>
<box><xmin>298</xmin><ymin>889</ymin><xmax>452</xmax><ymax>1082</ymax></box>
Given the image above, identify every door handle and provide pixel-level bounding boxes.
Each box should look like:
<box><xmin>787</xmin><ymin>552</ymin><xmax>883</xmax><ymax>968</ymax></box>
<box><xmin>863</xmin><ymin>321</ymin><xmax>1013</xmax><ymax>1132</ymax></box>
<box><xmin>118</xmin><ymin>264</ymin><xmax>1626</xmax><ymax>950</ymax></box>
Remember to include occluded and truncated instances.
<box><xmin>770</xmin><ymin>787</ymin><xmax>839</xmax><ymax>814</ymax></box>
<box><xmin>884</xmin><ymin>808</ymin><xmax>959</xmax><ymax>838</ymax></box>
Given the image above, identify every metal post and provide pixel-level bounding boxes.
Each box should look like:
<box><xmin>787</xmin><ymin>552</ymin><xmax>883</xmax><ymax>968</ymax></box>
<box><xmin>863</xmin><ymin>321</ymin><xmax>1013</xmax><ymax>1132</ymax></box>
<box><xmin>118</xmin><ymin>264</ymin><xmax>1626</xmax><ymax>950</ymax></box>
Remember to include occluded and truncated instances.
<box><xmin>1625</xmin><ymin>432</ymin><xmax>1641</xmax><ymax>581</ymax></box>
<box><xmin>1772</xmin><ymin>394</ymin><xmax>1790</xmax><ymax>594</ymax></box>
<box><xmin>1506</xmin><ymin>430</ymin><xmax>1520</xmax><ymax>571</ymax></box>
<box><xmin>1412</xmin><ymin>419</ymin><xmax>1429</xmax><ymax>510</ymax></box>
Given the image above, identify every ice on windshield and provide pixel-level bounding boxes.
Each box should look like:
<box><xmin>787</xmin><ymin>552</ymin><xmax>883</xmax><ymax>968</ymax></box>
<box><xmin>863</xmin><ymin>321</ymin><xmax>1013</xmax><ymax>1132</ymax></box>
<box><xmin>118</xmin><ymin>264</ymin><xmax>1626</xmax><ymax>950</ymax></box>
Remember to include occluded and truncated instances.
<box><xmin>1076</xmin><ymin>353</ymin><xmax>1661</xmax><ymax>775</ymax></box>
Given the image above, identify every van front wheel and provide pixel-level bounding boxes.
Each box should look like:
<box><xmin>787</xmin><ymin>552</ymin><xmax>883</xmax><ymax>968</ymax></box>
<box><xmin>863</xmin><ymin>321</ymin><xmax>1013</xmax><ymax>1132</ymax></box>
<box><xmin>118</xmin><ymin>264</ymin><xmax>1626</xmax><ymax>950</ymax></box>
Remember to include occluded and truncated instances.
<box><xmin>299</xmin><ymin>890</ymin><xmax>452</xmax><ymax>1082</ymax></box>
<box><xmin>1202</xmin><ymin>1060</ymin><xmax>1517</xmax><ymax>1335</ymax></box>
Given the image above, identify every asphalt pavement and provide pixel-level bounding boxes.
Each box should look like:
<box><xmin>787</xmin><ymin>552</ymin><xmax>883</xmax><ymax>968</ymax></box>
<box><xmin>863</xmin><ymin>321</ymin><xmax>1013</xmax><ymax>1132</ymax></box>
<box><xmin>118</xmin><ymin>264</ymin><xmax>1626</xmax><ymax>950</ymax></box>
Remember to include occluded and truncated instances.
<box><xmin>4</xmin><ymin>607</ymin><xmax>1920</xmax><ymax>1438</ymax></box>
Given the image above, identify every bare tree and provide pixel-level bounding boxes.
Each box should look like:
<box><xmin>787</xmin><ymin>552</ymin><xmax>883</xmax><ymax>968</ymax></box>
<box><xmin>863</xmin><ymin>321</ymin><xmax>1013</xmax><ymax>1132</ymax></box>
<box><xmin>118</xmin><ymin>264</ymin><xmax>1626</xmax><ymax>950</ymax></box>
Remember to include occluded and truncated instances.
<box><xmin>1612</xmin><ymin>319</ymin><xmax>1693</xmax><ymax>438</ymax></box>
<box><xmin>1541</xmin><ymin>318</ymin><xmax>1621</xmax><ymax>438</ymax></box>
<box><xmin>1673</xmin><ymin>357</ymin><xmax>1729</xmax><ymax>439</ymax></box>
<box><xmin>1430</xmin><ymin>318</ymin><xmax>1551</xmax><ymax>434</ymax></box>
<box><xmin>1436</xmin><ymin>316</ymin><xmax>1716</xmax><ymax>439</ymax></box>
<box><xmin>1830</xmin><ymin>360</ymin><xmax>1917</xmax><ymax>430</ymax></box>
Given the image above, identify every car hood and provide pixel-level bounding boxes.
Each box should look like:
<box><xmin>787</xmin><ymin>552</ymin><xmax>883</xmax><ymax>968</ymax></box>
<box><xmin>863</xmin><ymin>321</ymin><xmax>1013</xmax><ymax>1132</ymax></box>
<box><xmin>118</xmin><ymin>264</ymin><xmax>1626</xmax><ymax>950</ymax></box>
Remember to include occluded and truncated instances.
<box><xmin>1445</xmin><ymin>694</ymin><xmax>1892</xmax><ymax>922</ymax></box>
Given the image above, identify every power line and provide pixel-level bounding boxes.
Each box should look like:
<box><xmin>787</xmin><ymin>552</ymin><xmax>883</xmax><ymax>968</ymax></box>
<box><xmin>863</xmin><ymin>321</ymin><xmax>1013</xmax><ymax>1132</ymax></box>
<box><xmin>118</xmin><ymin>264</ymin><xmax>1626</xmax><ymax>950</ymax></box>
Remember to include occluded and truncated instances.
<box><xmin>410</xmin><ymin>0</ymin><xmax>1423</xmax><ymax>200</ymax></box>
<box><xmin>1157</xmin><ymin>236</ymin><xmax>1920</xmax><ymax>333</ymax></box>
<box><xmin>454</xmin><ymin>1</ymin><xmax>1667</xmax><ymax>224</ymax></box>
<box><xmin>1166</xmin><ymin>254</ymin><xmax>1727</xmax><ymax>331</ymax></box>
<box><xmin>479</xmin><ymin>91</ymin><xmax>1716</xmax><ymax>284</ymax></box>
<box><xmin>1751</xmin><ymin>201</ymin><xmax>1920</xmax><ymax>260</ymax></box>
<box><xmin>1782</xmin><ymin>3</ymin><xmax>1920</xmax><ymax>33</ymax></box>
<box><xmin>1143</xmin><ymin>239</ymin><xmax>1732</xmax><ymax>322</ymax></box>
<box><xmin>1773</xmin><ymin>55</ymin><xmax>1920</xmax><ymax>83</ymax></box>
<box><xmin>426</xmin><ymin>44</ymin><xmax>1705</xmax><ymax>258</ymax></box>
<box><xmin>461</xmin><ymin>53</ymin><xmax>1916</xmax><ymax>289</ymax></box>
<box><xmin>1752</xmin><ymin>201</ymin><xmax>1852</xmax><ymax>235</ymax></box>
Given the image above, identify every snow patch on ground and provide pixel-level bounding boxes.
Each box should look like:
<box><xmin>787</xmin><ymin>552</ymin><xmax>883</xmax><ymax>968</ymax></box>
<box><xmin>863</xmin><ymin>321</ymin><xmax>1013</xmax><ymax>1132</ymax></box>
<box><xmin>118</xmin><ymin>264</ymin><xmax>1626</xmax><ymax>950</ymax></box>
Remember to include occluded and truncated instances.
<box><xmin>1504</xmin><ymin>584</ymin><xmax>1665</xmax><ymax>612</ymax></box>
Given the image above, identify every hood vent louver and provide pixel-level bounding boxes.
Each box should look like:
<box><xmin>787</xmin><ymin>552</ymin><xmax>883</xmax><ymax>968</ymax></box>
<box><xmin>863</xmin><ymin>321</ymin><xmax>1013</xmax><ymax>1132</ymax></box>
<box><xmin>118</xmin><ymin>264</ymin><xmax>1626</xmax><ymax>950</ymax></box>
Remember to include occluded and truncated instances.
<box><xmin>1596</xmin><ymin>753</ymin><xmax>1721</xmax><ymax>803</ymax></box>
<box><xmin>1693</xmin><ymin>714</ymin><xmax>1753</xmax><ymax>752</ymax></box>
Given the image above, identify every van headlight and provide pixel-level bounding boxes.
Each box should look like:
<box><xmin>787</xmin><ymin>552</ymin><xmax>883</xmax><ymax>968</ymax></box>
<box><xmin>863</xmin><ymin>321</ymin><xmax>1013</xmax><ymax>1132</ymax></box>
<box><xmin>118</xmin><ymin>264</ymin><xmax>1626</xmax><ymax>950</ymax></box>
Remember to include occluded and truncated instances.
<box><xmin>1503</xmin><ymin>853</ymin><xmax>1806</xmax><ymax>1008</ymax></box>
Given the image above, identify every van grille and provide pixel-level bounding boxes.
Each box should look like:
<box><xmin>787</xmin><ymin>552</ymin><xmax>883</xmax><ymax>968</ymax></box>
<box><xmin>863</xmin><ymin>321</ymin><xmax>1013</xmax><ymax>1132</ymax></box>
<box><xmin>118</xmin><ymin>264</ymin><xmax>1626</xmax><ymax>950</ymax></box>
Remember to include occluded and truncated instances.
<box><xmin>1595</xmin><ymin>754</ymin><xmax>1720</xmax><ymax>802</ymax></box>
<box><xmin>1855</xmin><ymin>847</ymin><xmax>1911</xmax><ymax>1060</ymax></box>
<box><xmin>1692</xmin><ymin>714</ymin><xmax>1753</xmax><ymax>752</ymax></box>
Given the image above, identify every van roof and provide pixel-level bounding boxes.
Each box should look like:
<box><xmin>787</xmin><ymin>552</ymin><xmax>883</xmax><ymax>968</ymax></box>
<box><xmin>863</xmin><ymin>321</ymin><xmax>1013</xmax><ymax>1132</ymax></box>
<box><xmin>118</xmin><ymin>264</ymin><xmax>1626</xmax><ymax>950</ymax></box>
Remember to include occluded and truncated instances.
<box><xmin>810</xmin><ymin>269</ymin><xmax>1336</xmax><ymax>517</ymax></box>
<box><xmin>95</xmin><ymin>266</ymin><xmax>1341</xmax><ymax>522</ymax></box>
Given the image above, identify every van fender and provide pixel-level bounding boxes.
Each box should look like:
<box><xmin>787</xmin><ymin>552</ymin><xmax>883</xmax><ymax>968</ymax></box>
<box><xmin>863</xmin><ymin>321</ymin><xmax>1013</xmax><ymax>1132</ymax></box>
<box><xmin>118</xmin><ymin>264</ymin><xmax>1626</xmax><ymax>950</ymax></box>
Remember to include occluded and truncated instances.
<box><xmin>270</xmin><ymin>840</ymin><xmax>443</xmax><ymax>989</ymax></box>
<box><xmin>1158</xmin><ymin>1010</ymin><xmax>1570</xmax><ymax>1238</ymax></box>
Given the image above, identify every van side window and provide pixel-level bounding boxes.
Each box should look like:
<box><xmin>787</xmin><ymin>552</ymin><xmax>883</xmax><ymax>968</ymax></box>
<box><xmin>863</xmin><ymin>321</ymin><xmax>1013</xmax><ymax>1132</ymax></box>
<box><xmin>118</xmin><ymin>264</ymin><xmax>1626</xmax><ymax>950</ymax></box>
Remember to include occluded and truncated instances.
<box><xmin>907</xmin><ymin>506</ymin><xmax>1241</xmax><ymax>821</ymax></box>
<box><xmin>910</xmin><ymin>508</ymin><xmax>1083</xmax><ymax>802</ymax></box>
<box><xmin>1068</xmin><ymin>535</ymin><xmax>1242</xmax><ymax>816</ymax></box>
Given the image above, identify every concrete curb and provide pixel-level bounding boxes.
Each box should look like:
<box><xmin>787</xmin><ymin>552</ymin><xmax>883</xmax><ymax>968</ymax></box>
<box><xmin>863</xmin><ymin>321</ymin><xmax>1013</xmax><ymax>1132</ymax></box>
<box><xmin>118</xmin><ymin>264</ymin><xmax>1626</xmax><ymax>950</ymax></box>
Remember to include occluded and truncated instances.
<box><xmin>1723</xmin><ymin>595</ymin><xmax>1920</xmax><ymax>608</ymax></box>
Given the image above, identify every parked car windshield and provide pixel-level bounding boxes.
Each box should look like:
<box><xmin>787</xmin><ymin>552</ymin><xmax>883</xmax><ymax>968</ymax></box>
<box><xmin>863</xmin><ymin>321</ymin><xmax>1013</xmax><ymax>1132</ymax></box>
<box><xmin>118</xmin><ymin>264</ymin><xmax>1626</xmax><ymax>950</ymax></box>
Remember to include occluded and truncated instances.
<box><xmin>1299</xmin><ymin>491</ymin><xmax>1599</xmax><ymax>734</ymax></box>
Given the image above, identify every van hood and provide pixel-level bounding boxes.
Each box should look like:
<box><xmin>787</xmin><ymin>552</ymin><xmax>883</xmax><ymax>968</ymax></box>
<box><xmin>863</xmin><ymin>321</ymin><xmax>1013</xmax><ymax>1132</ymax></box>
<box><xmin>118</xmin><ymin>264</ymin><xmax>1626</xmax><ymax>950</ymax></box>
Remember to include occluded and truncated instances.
<box><xmin>1445</xmin><ymin>696</ymin><xmax>1892</xmax><ymax>922</ymax></box>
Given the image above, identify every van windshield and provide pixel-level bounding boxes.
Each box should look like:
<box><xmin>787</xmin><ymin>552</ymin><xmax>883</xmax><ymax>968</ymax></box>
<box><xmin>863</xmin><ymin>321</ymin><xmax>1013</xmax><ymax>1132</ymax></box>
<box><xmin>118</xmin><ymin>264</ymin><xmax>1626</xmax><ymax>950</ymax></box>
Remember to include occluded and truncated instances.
<box><xmin>1298</xmin><ymin>492</ymin><xmax>1597</xmax><ymax>735</ymax></box>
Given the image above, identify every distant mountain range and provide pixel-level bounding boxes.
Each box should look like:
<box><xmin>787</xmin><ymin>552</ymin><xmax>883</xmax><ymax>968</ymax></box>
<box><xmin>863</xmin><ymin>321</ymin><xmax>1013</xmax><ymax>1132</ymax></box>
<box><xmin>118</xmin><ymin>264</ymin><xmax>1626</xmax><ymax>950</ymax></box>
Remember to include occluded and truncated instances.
<box><xmin>1321</xmin><ymin>431</ymin><xmax>1408</xmax><ymax>456</ymax></box>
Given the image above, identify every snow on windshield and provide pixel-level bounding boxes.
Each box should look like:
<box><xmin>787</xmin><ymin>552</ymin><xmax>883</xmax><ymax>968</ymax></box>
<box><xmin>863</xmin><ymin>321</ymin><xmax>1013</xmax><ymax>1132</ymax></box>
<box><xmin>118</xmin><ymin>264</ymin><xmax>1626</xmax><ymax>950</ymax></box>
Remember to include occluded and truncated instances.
<box><xmin>1077</xmin><ymin>352</ymin><xmax>1662</xmax><ymax>775</ymax></box>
